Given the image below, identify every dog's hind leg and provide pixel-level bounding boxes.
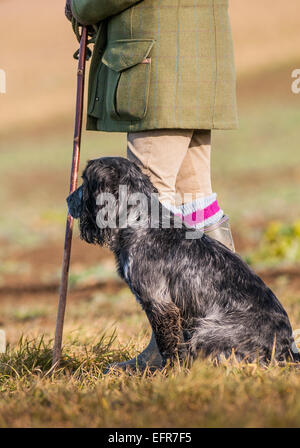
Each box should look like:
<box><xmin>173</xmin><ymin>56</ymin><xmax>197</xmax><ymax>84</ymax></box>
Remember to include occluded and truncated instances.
<box><xmin>143</xmin><ymin>300</ymin><xmax>187</xmax><ymax>366</ymax></box>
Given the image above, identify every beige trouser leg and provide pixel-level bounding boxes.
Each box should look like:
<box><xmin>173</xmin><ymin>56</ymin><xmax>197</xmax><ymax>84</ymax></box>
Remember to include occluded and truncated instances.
<box><xmin>127</xmin><ymin>129</ymin><xmax>212</xmax><ymax>205</ymax></box>
<box><xmin>175</xmin><ymin>130</ymin><xmax>212</xmax><ymax>202</ymax></box>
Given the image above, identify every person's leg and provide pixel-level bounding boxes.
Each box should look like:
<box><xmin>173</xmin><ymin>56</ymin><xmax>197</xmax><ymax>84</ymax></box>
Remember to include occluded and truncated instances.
<box><xmin>175</xmin><ymin>130</ymin><xmax>223</xmax><ymax>227</ymax></box>
<box><xmin>175</xmin><ymin>129</ymin><xmax>213</xmax><ymax>201</ymax></box>
<box><xmin>175</xmin><ymin>130</ymin><xmax>235</xmax><ymax>251</ymax></box>
<box><xmin>127</xmin><ymin>129</ymin><xmax>193</xmax><ymax>206</ymax></box>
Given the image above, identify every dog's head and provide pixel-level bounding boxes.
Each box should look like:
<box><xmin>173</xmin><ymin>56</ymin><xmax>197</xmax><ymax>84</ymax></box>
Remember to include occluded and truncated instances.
<box><xmin>67</xmin><ymin>157</ymin><xmax>157</xmax><ymax>246</ymax></box>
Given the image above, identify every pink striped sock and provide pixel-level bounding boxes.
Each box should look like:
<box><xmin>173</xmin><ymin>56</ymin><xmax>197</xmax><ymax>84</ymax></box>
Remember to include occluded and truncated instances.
<box><xmin>177</xmin><ymin>193</ymin><xmax>223</xmax><ymax>229</ymax></box>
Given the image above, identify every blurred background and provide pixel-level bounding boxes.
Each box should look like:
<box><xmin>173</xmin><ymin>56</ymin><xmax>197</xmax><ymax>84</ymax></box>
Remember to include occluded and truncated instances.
<box><xmin>0</xmin><ymin>0</ymin><xmax>300</xmax><ymax>348</ymax></box>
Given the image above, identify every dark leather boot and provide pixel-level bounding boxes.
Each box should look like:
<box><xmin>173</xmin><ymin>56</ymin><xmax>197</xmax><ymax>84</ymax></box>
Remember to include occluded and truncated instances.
<box><xmin>204</xmin><ymin>214</ymin><xmax>235</xmax><ymax>252</ymax></box>
<box><xmin>105</xmin><ymin>332</ymin><xmax>162</xmax><ymax>372</ymax></box>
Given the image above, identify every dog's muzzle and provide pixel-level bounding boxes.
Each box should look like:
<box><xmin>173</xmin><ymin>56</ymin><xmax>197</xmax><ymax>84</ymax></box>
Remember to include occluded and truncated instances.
<box><xmin>66</xmin><ymin>185</ymin><xmax>83</xmax><ymax>219</ymax></box>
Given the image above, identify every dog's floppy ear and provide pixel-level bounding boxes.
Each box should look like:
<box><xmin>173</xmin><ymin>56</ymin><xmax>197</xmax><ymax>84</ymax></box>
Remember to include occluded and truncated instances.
<box><xmin>116</xmin><ymin>160</ymin><xmax>157</xmax><ymax>229</ymax></box>
<box><xmin>79</xmin><ymin>159</ymin><xmax>120</xmax><ymax>246</ymax></box>
<box><xmin>67</xmin><ymin>186</ymin><xmax>83</xmax><ymax>219</ymax></box>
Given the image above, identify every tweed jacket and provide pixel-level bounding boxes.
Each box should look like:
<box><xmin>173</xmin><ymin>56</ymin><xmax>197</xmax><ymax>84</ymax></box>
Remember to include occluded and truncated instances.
<box><xmin>72</xmin><ymin>0</ymin><xmax>238</xmax><ymax>132</ymax></box>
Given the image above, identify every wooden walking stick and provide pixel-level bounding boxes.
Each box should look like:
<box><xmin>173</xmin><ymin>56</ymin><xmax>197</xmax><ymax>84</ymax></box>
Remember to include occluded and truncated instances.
<box><xmin>52</xmin><ymin>26</ymin><xmax>88</xmax><ymax>368</ymax></box>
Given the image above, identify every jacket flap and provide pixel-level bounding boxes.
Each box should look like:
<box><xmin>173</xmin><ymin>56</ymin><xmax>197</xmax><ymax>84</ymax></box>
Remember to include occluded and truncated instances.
<box><xmin>102</xmin><ymin>39</ymin><xmax>155</xmax><ymax>72</ymax></box>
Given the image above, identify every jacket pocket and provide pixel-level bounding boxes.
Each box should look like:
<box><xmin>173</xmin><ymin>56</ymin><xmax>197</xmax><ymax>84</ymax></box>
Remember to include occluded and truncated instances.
<box><xmin>101</xmin><ymin>39</ymin><xmax>155</xmax><ymax>121</ymax></box>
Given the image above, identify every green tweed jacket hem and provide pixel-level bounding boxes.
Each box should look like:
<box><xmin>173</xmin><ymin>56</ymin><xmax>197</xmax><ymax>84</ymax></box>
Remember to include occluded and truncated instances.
<box><xmin>72</xmin><ymin>0</ymin><xmax>238</xmax><ymax>132</ymax></box>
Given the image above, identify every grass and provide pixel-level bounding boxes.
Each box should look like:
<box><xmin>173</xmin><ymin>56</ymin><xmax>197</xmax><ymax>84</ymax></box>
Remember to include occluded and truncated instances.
<box><xmin>0</xmin><ymin>276</ymin><xmax>299</xmax><ymax>428</ymax></box>
<box><xmin>0</xmin><ymin>336</ymin><xmax>300</xmax><ymax>428</ymax></box>
<box><xmin>9</xmin><ymin>308</ymin><xmax>50</xmax><ymax>323</ymax></box>
<box><xmin>246</xmin><ymin>220</ymin><xmax>300</xmax><ymax>268</ymax></box>
<box><xmin>68</xmin><ymin>263</ymin><xmax>119</xmax><ymax>289</ymax></box>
